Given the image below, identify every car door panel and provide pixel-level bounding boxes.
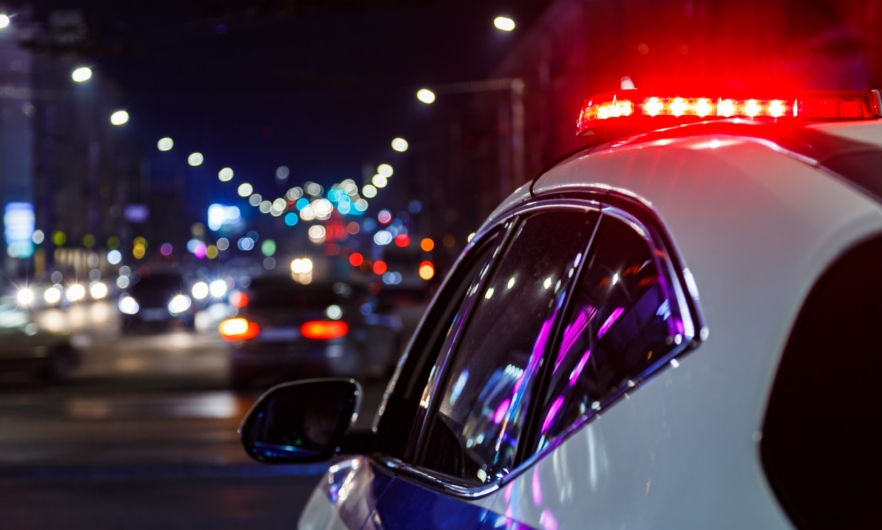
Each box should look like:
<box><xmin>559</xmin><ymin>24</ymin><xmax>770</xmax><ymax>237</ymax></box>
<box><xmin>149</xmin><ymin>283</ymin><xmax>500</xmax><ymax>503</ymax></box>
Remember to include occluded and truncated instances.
<box><xmin>299</xmin><ymin>457</ymin><xmax>394</xmax><ymax>530</ymax></box>
<box><xmin>363</xmin><ymin>477</ymin><xmax>489</xmax><ymax>530</ymax></box>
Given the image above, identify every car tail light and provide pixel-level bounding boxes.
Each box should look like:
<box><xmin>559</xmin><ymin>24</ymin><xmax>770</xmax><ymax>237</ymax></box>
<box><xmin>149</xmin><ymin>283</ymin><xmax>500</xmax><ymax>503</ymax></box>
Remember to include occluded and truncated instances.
<box><xmin>219</xmin><ymin>318</ymin><xmax>259</xmax><ymax>341</ymax></box>
<box><xmin>577</xmin><ymin>90</ymin><xmax>882</xmax><ymax>136</ymax></box>
<box><xmin>230</xmin><ymin>291</ymin><xmax>249</xmax><ymax>308</ymax></box>
<box><xmin>301</xmin><ymin>320</ymin><xmax>349</xmax><ymax>340</ymax></box>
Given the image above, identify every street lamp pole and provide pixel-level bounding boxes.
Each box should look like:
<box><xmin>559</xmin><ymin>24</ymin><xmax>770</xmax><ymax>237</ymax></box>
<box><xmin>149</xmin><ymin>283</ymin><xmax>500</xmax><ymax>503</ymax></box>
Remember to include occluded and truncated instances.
<box><xmin>423</xmin><ymin>77</ymin><xmax>525</xmax><ymax>201</ymax></box>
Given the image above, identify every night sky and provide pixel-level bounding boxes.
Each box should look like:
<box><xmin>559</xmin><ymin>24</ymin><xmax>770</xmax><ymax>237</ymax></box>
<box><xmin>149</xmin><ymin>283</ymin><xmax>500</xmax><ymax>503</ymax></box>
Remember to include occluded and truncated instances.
<box><xmin>28</xmin><ymin>0</ymin><xmax>553</xmax><ymax>222</ymax></box>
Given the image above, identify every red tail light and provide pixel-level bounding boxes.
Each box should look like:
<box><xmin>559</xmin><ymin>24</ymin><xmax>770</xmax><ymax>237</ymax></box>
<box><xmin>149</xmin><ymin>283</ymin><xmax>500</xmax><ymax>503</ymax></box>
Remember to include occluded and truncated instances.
<box><xmin>230</xmin><ymin>291</ymin><xmax>249</xmax><ymax>308</ymax></box>
<box><xmin>219</xmin><ymin>318</ymin><xmax>260</xmax><ymax>341</ymax></box>
<box><xmin>301</xmin><ymin>320</ymin><xmax>349</xmax><ymax>340</ymax></box>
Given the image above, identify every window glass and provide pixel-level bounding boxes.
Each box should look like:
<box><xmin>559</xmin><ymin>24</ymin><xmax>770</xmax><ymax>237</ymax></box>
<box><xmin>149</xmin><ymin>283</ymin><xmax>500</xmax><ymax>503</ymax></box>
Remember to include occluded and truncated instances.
<box><xmin>420</xmin><ymin>211</ymin><xmax>597</xmax><ymax>485</ymax></box>
<box><xmin>536</xmin><ymin>215</ymin><xmax>683</xmax><ymax>450</ymax></box>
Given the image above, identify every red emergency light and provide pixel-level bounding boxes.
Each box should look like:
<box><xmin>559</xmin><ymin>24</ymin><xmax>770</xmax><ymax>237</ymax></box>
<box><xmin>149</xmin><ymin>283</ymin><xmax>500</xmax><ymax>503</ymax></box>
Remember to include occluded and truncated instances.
<box><xmin>577</xmin><ymin>90</ymin><xmax>882</xmax><ymax>138</ymax></box>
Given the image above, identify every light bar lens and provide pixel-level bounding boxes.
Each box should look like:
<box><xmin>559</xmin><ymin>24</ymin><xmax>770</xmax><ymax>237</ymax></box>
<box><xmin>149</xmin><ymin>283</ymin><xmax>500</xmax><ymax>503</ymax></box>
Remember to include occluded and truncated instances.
<box><xmin>578</xmin><ymin>90</ymin><xmax>881</xmax><ymax>134</ymax></box>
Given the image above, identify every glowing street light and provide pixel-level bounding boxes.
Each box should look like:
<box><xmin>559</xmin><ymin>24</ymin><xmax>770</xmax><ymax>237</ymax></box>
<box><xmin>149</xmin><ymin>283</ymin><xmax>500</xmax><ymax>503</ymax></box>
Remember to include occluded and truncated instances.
<box><xmin>417</xmin><ymin>88</ymin><xmax>436</xmax><ymax>105</ymax></box>
<box><xmin>0</xmin><ymin>15</ymin><xmax>10</xmax><ymax>29</ymax></box>
<box><xmin>218</xmin><ymin>167</ymin><xmax>234</xmax><ymax>182</ymax></box>
<box><xmin>237</xmin><ymin>183</ymin><xmax>253</xmax><ymax>197</ymax></box>
<box><xmin>157</xmin><ymin>137</ymin><xmax>174</xmax><ymax>151</ymax></box>
<box><xmin>391</xmin><ymin>138</ymin><xmax>409</xmax><ymax>152</ymax></box>
<box><xmin>110</xmin><ymin>110</ymin><xmax>129</xmax><ymax>126</ymax></box>
<box><xmin>494</xmin><ymin>16</ymin><xmax>516</xmax><ymax>32</ymax></box>
<box><xmin>72</xmin><ymin>67</ymin><xmax>92</xmax><ymax>83</ymax></box>
<box><xmin>188</xmin><ymin>152</ymin><xmax>204</xmax><ymax>166</ymax></box>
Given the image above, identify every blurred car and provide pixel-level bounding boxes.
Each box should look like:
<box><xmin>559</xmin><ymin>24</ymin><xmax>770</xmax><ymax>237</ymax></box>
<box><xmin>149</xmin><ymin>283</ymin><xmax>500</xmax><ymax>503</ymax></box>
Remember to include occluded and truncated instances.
<box><xmin>118</xmin><ymin>271</ymin><xmax>194</xmax><ymax>332</ymax></box>
<box><xmin>0</xmin><ymin>302</ymin><xmax>80</xmax><ymax>382</ymax></box>
<box><xmin>220</xmin><ymin>276</ymin><xmax>400</xmax><ymax>388</ymax></box>
<box><xmin>238</xmin><ymin>89</ymin><xmax>882</xmax><ymax>530</ymax></box>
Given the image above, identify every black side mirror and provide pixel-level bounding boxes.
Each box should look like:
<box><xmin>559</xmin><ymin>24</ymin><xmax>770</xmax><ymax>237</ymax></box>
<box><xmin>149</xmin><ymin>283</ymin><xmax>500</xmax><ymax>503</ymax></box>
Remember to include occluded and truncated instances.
<box><xmin>239</xmin><ymin>378</ymin><xmax>361</xmax><ymax>464</ymax></box>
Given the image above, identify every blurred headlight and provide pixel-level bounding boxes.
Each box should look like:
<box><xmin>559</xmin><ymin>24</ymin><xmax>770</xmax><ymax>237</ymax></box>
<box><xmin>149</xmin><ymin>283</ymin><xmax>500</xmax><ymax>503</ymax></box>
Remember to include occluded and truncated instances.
<box><xmin>325</xmin><ymin>304</ymin><xmax>343</xmax><ymax>320</ymax></box>
<box><xmin>16</xmin><ymin>288</ymin><xmax>34</xmax><ymax>306</ymax></box>
<box><xmin>209</xmin><ymin>279</ymin><xmax>228</xmax><ymax>298</ymax></box>
<box><xmin>89</xmin><ymin>281</ymin><xmax>108</xmax><ymax>300</ymax></box>
<box><xmin>168</xmin><ymin>294</ymin><xmax>191</xmax><ymax>315</ymax></box>
<box><xmin>191</xmin><ymin>281</ymin><xmax>209</xmax><ymax>300</ymax></box>
<box><xmin>44</xmin><ymin>285</ymin><xmax>62</xmax><ymax>304</ymax></box>
<box><xmin>66</xmin><ymin>284</ymin><xmax>86</xmax><ymax>302</ymax></box>
<box><xmin>119</xmin><ymin>296</ymin><xmax>140</xmax><ymax>315</ymax></box>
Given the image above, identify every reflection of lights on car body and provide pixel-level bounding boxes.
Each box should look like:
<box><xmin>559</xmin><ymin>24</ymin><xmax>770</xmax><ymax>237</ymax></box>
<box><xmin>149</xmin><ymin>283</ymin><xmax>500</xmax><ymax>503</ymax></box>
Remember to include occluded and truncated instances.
<box><xmin>119</xmin><ymin>296</ymin><xmax>139</xmax><ymax>315</ymax></box>
<box><xmin>167</xmin><ymin>294</ymin><xmax>192</xmax><ymax>315</ymax></box>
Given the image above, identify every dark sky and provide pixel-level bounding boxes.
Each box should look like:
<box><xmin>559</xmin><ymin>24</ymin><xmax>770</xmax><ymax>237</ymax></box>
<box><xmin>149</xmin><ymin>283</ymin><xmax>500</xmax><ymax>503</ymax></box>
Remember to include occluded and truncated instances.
<box><xmin>28</xmin><ymin>0</ymin><xmax>553</xmax><ymax>220</ymax></box>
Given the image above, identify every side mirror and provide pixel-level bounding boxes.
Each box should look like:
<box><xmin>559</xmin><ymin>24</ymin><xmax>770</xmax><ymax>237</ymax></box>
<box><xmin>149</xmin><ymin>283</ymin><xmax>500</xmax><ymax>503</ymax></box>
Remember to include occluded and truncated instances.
<box><xmin>239</xmin><ymin>378</ymin><xmax>361</xmax><ymax>464</ymax></box>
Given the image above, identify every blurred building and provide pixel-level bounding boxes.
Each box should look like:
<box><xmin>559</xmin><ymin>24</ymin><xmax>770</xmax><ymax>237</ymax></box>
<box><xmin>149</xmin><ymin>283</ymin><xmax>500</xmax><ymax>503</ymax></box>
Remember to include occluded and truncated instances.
<box><xmin>0</xmin><ymin>9</ymin><xmax>159</xmax><ymax>281</ymax></box>
<box><xmin>414</xmin><ymin>0</ymin><xmax>882</xmax><ymax>264</ymax></box>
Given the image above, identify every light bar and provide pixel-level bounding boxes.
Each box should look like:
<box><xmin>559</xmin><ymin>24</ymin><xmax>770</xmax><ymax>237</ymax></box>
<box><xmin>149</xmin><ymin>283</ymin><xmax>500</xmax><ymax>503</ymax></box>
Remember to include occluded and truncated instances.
<box><xmin>578</xmin><ymin>90</ymin><xmax>882</xmax><ymax>136</ymax></box>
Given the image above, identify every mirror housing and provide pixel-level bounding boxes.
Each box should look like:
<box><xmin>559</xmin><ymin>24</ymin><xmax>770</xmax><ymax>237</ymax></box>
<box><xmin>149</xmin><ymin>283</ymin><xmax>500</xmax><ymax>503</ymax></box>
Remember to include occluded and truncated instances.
<box><xmin>239</xmin><ymin>378</ymin><xmax>362</xmax><ymax>464</ymax></box>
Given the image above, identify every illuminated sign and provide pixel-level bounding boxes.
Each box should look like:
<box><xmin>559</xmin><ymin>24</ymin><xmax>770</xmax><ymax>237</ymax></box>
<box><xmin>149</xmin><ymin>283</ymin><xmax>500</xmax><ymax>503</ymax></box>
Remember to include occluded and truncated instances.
<box><xmin>4</xmin><ymin>202</ymin><xmax>35</xmax><ymax>258</ymax></box>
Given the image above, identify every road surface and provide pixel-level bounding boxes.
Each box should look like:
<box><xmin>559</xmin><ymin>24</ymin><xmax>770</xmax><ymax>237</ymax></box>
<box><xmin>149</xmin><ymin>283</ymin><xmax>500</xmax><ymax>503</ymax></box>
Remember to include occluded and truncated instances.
<box><xmin>0</xmin><ymin>302</ymin><xmax>388</xmax><ymax>529</ymax></box>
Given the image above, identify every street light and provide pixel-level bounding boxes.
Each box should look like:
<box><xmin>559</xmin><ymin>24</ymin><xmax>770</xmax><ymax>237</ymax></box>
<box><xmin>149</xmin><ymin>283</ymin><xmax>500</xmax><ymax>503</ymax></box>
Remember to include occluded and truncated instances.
<box><xmin>416</xmin><ymin>88</ymin><xmax>436</xmax><ymax>104</ymax></box>
<box><xmin>391</xmin><ymin>137</ymin><xmax>409</xmax><ymax>152</ymax></box>
<box><xmin>157</xmin><ymin>137</ymin><xmax>174</xmax><ymax>151</ymax></box>
<box><xmin>494</xmin><ymin>16</ymin><xmax>516</xmax><ymax>32</ymax></box>
<box><xmin>110</xmin><ymin>110</ymin><xmax>129</xmax><ymax>126</ymax></box>
<box><xmin>72</xmin><ymin>67</ymin><xmax>92</xmax><ymax>83</ymax></box>
<box><xmin>188</xmin><ymin>152</ymin><xmax>204</xmax><ymax>166</ymax></box>
<box><xmin>0</xmin><ymin>15</ymin><xmax>10</xmax><ymax>29</ymax></box>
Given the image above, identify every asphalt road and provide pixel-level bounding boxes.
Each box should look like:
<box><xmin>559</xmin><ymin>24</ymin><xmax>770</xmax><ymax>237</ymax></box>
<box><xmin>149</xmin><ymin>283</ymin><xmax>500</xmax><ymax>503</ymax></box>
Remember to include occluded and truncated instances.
<box><xmin>0</xmin><ymin>302</ymin><xmax>389</xmax><ymax>529</ymax></box>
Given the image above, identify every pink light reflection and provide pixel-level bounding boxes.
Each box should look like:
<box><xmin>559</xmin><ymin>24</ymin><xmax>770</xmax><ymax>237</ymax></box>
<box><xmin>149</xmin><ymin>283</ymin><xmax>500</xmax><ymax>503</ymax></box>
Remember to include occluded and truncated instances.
<box><xmin>568</xmin><ymin>349</ymin><xmax>592</xmax><ymax>387</ymax></box>
<box><xmin>531</xmin><ymin>470</ymin><xmax>543</xmax><ymax>505</ymax></box>
<box><xmin>541</xmin><ymin>396</ymin><xmax>564</xmax><ymax>434</ymax></box>
<box><xmin>553</xmin><ymin>306</ymin><xmax>595</xmax><ymax>373</ymax></box>
<box><xmin>597</xmin><ymin>307</ymin><xmax>624</xmax><ymax>338</ymax></box>
<box><xmin>540</xmin><ymin>509</ymin><xmax>559</xmax><ymax>530</ymax></box>
<box><xmin>493</xmin><ymin>399</ymin><xmax>511</xmax><ymax>424</ymax></box>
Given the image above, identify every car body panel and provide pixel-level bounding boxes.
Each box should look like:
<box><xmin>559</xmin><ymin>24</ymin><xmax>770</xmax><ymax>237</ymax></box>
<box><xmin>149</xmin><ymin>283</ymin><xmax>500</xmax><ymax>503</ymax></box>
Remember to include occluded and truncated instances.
<box><xmin>300</xmin><ymin>122</ymin><xmax>882</xmax><ymax>530</ymax></box>
<box><xmin>299</xmin><ymin>458</ymin><xmax>394</xmax><ymax>530</ymax></box>
<box><xmin>364</xmin><ymin>476</ymin><xmax>492</xmax><ymax>530</ymax></box>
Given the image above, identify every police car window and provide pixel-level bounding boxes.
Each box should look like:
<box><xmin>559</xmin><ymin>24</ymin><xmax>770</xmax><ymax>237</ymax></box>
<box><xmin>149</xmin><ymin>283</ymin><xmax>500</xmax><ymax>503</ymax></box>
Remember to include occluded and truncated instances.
<box><xmin>535</xmin><ymin>214</ymin><xmax>682</xmax><ymax>450</ymax></box>
<box><xmin>419</xmin><ymin>210</ymin><xmax>597</xmax><ymax>485</ymax></box>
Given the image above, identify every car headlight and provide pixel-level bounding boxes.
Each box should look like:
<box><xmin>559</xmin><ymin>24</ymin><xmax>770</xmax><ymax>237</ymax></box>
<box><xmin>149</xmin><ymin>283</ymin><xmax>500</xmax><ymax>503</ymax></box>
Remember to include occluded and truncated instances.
<box><xmin>44</xmin><ymin>285</ymin><xmax>62</xmax><ymax>304</ymax></box>
<box><xmin>16</xmin><ymin>288</ymin><xmax>34</xmax><ymax>306</ymax></box>
<box><xmin>90</xmin><ymin>281</ymin><xmax>108</xmax><ymax>300</ymax></box>
<box><xmin>168</xmin><ymin>294</ymin><xmax>191</xmax><ymax>315</ymax></box>
<box><xmin>66</xmin><ymin>284</ymin><xmax>86</xmax><ymax>302</ymax></box>
<box><xmin>191</xmin><ymin>281</ymin><xmax>209</xmax><ymax>300</ymax></box>
<box><xmin>209</xmin><ymin>279</ymin><xmax>227</xmax><ymax>298</ymax></box>
<box><xmin>119</xmin><ymin>296</ymin><xmax>140</xmax><ymax>315</ymax></box>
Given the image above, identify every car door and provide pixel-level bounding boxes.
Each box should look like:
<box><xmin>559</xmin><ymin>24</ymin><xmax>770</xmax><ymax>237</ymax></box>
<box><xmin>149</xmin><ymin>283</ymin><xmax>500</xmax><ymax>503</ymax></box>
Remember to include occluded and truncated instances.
<box><xmin>363</xmin><ymin>205</ymin><xmax>601</xmax><ymax>530</ymax></box>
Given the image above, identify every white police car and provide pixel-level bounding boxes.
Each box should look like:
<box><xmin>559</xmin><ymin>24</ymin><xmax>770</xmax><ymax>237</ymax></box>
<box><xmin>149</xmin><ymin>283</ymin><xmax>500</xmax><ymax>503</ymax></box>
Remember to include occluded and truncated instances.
<box><xmin>240</xmin><ymin>89</ymin><xmax>882</xmax><ymax>530</ymax></box>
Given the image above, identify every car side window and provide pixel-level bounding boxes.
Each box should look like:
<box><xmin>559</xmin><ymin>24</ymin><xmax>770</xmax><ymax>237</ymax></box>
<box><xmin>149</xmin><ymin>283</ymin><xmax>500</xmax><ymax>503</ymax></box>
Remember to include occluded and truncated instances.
<box><xmin>372</xmin><ymin>232</ymin><xmax>502</xmax><ymax>460</ymax></box>
<box><xmin>534</xmin><ymin>214</ymin><xmax>687</xmax><ymax>450</ymax></box>
<box><xmin>418</xmin><ymin>210</ymin><xmax>598</xmax><ymax>485</ymax></box>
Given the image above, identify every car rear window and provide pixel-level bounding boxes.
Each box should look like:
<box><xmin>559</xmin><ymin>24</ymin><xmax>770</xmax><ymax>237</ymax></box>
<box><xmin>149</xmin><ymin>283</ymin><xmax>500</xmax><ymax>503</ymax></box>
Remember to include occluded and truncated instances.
<box><xmin>246</xmin><ymin>281</ymin><xmax>353</xmax><ymax>309</ymax></box>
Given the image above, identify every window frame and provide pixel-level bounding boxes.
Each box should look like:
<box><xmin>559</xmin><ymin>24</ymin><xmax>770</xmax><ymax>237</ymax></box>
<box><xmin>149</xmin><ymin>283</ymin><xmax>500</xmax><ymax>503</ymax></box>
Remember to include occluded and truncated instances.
<box><xmin>371</xmin><ymin>191</ymin><xmax>706</xmax><ymax>500</ymax></box>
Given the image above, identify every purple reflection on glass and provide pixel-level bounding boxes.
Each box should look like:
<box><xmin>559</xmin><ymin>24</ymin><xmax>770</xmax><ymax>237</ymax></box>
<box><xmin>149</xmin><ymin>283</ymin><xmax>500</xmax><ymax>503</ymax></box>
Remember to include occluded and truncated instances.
<box><xmin>553</xmin><ymin>306</ymin><xmax>595</xmax><ymax>373</ymax></box>
<box><xmin>531</xmin><ymin>469</ymin><xmax>543</xmax><ymax>506</ymax></box>
<box><xmin>597</xmin><ymin>307</ymin><xmax>625</xmax><ymax>338</ymax></box>
<box><xmin>493</xmin><ymin>398</ymin><xmax>511</xmax><ymax>424</ymax></box>
<box><xmin>568</xmin><ymin>349</ymin><xmax>592</xmax><ymax>387</ymax></box>
<box><xmin>541</xmin><ymin>396</ymin><xmax>564</xmax><ymax>434</ymax></box>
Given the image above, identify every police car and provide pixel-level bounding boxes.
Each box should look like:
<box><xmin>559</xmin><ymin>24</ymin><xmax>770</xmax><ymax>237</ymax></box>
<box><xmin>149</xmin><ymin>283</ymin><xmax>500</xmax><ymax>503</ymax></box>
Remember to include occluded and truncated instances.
<box><xmin>239</xmin><ymin>89</ymin><xmax>882</xmax><ymax>530</ymax></box>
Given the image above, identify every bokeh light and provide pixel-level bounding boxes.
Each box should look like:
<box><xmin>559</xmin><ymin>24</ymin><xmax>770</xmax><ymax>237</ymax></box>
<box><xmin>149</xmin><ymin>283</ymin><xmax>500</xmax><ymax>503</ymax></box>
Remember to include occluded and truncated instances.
<box><xmin>218</xmin><ymin>167</ymin><xmax>234</xmax><ymax>182</ymax></box>
<box><xmin>157</xmin><ymin>137</ymin><xmax>174</xmax><ymax>151</ymax></box>
<box><xmin>188</xmin><ymin>152</ymin><xmax>204</xmax><ymax>166</ymax></box>
<box><xmin>391</xmin><ymin>138</ymin><xmax>409</xmax><ymax>152</ymax></box>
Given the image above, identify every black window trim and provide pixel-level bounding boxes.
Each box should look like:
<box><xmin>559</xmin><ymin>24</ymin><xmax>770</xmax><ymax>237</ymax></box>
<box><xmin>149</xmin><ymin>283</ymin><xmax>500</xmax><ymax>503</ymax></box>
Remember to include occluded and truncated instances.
<box><xmin>371</xmin><ymin>192</ymin><xmax>707</xmax><ymax>500</ymax></box>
